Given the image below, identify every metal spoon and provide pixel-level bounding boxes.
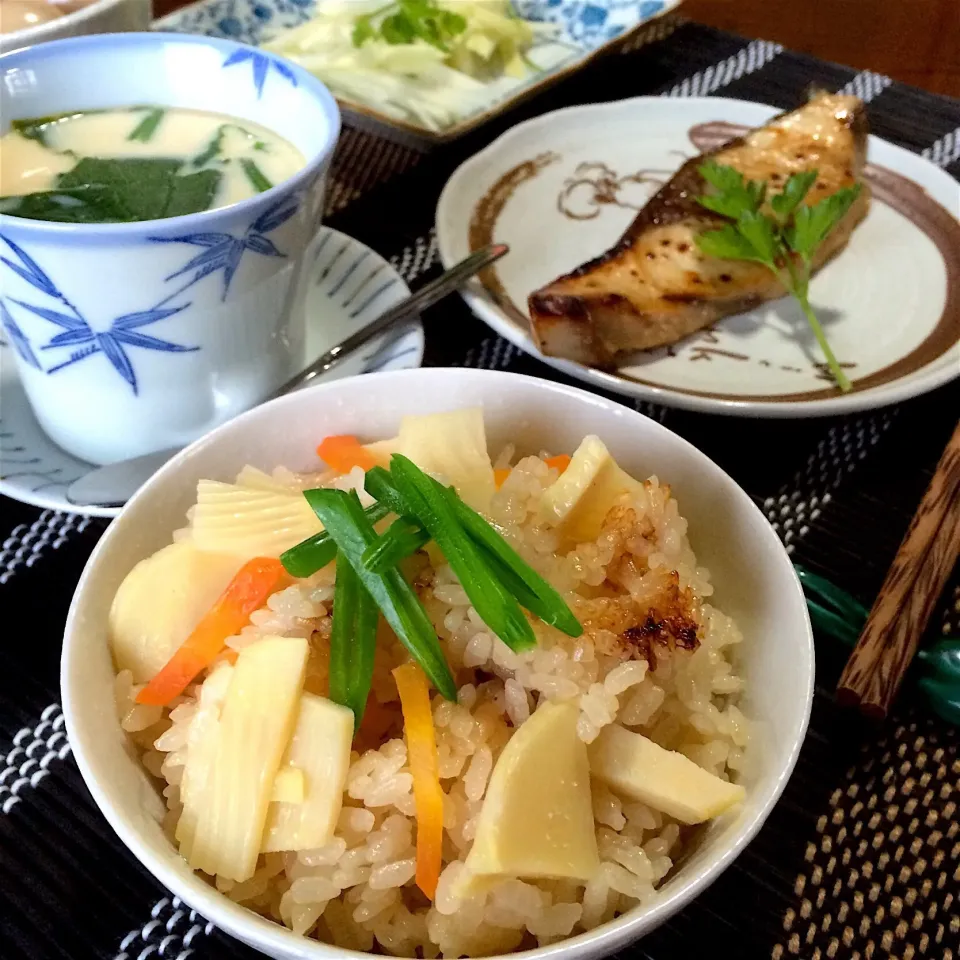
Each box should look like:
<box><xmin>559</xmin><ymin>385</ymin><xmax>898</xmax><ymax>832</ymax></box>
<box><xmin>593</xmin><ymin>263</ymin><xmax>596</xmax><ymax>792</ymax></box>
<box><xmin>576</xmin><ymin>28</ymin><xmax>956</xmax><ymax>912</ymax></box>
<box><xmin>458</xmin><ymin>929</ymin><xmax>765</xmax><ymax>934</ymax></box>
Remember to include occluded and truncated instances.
<box><xmin>66</xmin><ymin>243</ymin><xmax>507</xmax><ymax>509</ymax></box>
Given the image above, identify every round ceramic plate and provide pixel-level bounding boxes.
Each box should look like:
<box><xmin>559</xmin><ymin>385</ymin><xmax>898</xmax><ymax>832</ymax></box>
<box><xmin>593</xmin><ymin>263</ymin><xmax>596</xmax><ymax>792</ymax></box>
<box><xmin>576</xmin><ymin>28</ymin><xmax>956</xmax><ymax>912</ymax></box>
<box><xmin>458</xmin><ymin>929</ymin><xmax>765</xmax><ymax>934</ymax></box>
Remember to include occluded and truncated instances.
<box><xmin>436</xmin><ymin>96</ymin><xmax>960</xmax><ymax>417</ymax></box>
<box><xmin>0</xmin><ymin>226</ymin><xmax>423</xmax><ymax>516</ymax></box>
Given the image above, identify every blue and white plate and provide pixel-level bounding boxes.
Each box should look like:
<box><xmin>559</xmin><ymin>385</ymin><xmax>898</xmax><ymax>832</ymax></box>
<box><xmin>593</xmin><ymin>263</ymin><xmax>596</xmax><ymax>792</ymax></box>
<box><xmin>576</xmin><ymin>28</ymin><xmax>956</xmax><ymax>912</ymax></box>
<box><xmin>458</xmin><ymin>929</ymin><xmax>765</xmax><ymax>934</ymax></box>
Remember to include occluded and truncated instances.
<box><xmin>0</xmin><ymin>227</ymin><xmax>423</xmax><ymax>516</ymax></box>
<box><xmin>155</xmin><ymin>0</ymin><xmax>683</xmax><ymax>142</ymax></box>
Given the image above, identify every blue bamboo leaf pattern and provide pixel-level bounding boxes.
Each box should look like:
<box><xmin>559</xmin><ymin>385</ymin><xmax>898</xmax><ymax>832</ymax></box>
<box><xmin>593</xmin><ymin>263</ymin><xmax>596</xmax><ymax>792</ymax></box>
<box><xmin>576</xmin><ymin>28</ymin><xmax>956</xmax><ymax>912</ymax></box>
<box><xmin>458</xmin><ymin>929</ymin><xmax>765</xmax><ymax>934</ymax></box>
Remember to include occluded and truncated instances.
<box><xmin>0</xmin><ymin>236</ymin><xmax>58</xmax><ymax>297</ymax></box>
<box><xmin>244</xmin><ymin>234</ymin><xmax>283</xmax><ymax>257</ymax></box>
<box><xmin>187</xmin><ymin>259</ymin><xmax>232</xmax><ymax>288</ymax></box>
<box><xmin>158</xmin><ymin>232</ymin><xmax>229</xmax><ymax>248</ymax></box>
<box><xmin>9</xmin><ymin>298</ymin><xmax>89</xmax><ymax>331</ymax></box>
<box><xmin>221</xmin><ymin>241</ymin><xmax>246</xmax><ymax>298</ymax></box>
<box><xmin>252</xmin><ymin>194</ymin><xmax>298</xmax><ymax>233</ymax></box>
<box><xmin>47</xmin><ymin>344</ymin><xmax>99</xmax><ymax>374</ymax></box>
<box><xmin>222</xmin><ymin>48</ymin><xmax>298</xmax><ymax>98</ymax></box>
<box><xmin>0</xmin><ymin>191</ymin><xmax>298</xmax><ymax>390</ymax></box>
<box><xmin>252</xmin><ymin>53</ymin><xmax>268</xmax><ymax>96</ymax></box>
<box><xmin>43</xmin><ymin>328</ymin><xmax>96</xmax><ymax>349</ymax></box>
<box><xmin>270</xmin><ymin>57</ymin><xmax>298</xmax><ymax>84</ymax></box>
<box><xmin>96</xmin><ymin>333</ymin><xmax>137</xmax><ymax>390</ymax></box>
<box><xmin>0</xmin><ymin>234</ymin><xmax>198</xmax><ymax>394</ymax></box>
<box><xmin>111</xmin><ymin>329</ymin><xmax>197</xmax><ymax>352</ymax></box>
<box><xmin>150</xmin><ymin>194</ymin><xmax>298</xmax><ymax>301</ymax></box>
<box><xmin>0</xmin><ymin>300</ymin><xmax>41</xmax><ymax>370</ymax></box>
<box><xmin>111</xmin><ymin>306</ymin><xmax>189</xmax><ymax>331</ymax></box>
<box><xmin>160</xmin><ymin>235</ymin><xmax>237</xmax><ymax>281</ymax></box>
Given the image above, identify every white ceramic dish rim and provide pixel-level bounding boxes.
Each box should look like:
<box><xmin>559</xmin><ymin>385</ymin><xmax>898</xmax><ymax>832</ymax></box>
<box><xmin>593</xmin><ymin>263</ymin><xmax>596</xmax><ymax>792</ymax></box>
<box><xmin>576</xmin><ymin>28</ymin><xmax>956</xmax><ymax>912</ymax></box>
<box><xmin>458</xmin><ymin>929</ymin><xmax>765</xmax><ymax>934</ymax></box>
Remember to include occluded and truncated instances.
<box><xmin>62</xmin><ymin>367</ymin><xmax>814</xmax><ymax>960</ymax></box>
<box><xmin>0</xmin><ymin>0</ymin><xmax>138</xmax><ymax>52</ymax></box>
<box><xmin>435</xmin><ymin>95</ymin><xmax>960</xmax><ymax>419</ymax></box>
<box><xmin>0</xmin><ymin>227</ymin><xmax>424</xmax><ymax>518</ymax></box>
<box><xmin>0</xmin><ymin>31</ymin><xmax>341</xmax><ymax>238</ymax></box>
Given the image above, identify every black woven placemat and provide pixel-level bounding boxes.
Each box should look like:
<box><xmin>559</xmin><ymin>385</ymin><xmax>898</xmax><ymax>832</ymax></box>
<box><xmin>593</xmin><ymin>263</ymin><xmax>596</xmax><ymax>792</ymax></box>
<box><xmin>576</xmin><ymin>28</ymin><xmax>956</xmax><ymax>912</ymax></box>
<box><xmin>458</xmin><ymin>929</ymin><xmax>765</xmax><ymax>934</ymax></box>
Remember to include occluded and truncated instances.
<box><xmin>2</xmin><ymin>18</ymin><xmax>959</xmax><ymax>960</ymax></box>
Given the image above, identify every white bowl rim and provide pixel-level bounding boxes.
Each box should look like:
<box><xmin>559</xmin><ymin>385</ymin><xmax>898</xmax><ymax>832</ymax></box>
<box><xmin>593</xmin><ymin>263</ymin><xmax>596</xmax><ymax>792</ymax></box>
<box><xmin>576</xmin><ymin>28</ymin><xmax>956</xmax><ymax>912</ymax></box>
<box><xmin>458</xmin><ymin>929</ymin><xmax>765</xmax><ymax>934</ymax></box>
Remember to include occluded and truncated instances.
<box><xmin>0</xmin><ymin>31</ymin><xmax>341</xmax><ymax>237</ymax></box>
<box><xmin>62</xmin><ymin>367</ymin><xmax>815</xmax><ymax>960</ymax></box>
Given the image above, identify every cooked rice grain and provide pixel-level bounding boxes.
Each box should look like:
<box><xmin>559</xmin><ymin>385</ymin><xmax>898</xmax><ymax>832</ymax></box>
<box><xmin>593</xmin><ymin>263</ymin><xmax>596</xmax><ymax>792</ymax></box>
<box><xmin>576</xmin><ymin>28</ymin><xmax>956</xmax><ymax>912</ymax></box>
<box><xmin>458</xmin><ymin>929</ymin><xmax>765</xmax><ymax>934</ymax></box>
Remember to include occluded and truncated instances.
<box><xmin>120</xmin><ymin>454</ymin><xmax>749</xmax><ymax>957</ymax></box>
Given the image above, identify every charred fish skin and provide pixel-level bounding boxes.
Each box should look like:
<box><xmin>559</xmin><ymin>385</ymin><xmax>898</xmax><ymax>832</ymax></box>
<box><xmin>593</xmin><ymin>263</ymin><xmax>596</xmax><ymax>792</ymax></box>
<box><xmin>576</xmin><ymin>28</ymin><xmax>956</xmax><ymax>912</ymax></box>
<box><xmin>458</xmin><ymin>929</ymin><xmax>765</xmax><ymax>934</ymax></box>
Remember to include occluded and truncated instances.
<box><xmin>527</xmin><ymin>93</ymin><xmax>870</xmax><ymax>369</ymax></box>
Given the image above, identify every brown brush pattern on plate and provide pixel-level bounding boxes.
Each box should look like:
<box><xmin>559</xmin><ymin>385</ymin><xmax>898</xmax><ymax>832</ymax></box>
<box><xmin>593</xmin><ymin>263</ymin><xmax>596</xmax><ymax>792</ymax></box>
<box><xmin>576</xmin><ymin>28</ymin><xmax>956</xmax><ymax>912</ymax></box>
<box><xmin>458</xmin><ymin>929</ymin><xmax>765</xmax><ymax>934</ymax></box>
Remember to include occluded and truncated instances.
<box><xmin>467</xmin><ymin>109</ymin><xmax>960</xmax><ymax>403</ymax></box>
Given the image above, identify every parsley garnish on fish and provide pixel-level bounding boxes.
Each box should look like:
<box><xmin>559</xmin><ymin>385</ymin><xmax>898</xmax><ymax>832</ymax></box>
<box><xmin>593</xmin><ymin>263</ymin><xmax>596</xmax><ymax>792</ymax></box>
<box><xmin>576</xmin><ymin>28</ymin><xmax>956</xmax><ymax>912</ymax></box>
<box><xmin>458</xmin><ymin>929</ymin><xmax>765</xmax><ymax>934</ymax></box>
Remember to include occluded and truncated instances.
<box><xmin>695</xmin><ymin>161</ymin><xmax>862</xmax><ymax>392</ymax></box>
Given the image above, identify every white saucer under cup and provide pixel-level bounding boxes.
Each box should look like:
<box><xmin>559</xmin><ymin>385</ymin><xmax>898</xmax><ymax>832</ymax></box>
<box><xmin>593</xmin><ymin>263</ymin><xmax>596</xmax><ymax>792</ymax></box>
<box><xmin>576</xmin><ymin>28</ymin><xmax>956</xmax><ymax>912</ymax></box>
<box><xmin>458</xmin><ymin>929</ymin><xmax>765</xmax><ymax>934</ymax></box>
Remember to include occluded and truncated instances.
<box><xmin>0</xmin><ymin>227</ymin><xmax>424</xmax><ymax>517</ymax></box>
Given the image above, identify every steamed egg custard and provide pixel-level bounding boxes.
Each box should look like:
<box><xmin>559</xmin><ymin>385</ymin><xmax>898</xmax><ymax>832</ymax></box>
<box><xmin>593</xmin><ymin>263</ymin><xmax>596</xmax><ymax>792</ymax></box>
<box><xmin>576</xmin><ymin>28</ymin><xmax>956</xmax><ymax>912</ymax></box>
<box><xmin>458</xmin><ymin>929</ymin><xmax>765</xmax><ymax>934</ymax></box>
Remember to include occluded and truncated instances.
<box><xmin>0</xmin><ymin>107</ymin><xmax>305</xmax><ymax>222</ymax></box>
<box><xmin>110</xmin><ymin>408</ymin><xmax>749</xmax><ymax>956</ymax></box>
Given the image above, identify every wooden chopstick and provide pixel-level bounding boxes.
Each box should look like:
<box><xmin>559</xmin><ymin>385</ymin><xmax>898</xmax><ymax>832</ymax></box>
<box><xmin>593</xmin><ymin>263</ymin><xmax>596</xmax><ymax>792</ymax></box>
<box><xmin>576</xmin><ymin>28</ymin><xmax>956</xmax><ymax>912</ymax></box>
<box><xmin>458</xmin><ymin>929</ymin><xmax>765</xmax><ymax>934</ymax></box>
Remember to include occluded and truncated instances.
<box><xmin>836</xmin><ymin>419</ymin><xmax>960</xmax><ymax>719</ymax></box>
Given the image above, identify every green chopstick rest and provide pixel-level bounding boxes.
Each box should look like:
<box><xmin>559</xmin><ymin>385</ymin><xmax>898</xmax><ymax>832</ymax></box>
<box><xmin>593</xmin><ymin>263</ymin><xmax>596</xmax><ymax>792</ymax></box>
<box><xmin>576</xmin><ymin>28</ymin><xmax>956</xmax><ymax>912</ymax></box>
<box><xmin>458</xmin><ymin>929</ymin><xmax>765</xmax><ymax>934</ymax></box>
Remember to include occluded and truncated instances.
<box><xmin>794</xmin><ymin>564</ymin><xmax>960</xmax><ymax>725</ymax></box>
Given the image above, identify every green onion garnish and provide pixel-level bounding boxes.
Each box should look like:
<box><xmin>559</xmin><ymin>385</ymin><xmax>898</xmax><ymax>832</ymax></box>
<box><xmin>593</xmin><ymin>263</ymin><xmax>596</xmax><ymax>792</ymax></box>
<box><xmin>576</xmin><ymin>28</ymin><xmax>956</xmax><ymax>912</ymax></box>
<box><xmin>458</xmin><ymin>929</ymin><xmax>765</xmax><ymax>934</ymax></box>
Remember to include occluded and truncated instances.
<box><xmin>280</xmin><ymin>500</ymin><xmax>390</xmax><ymax>578</ymax></box>
<box><xmin>303</xmin><ymin>488</ymin><xmax>457</xmax><ymax>700</ymax></box>
<box><xmin>240</xmin><ymin>158</ymin><xmax>273</xmax><ymax>193</ymax></box>
<box><xmin>328</xmin><ymin>559</ymin><xmax>379</xmax><ymax>725</ymax></box>
<box><xmin>389</xmin><ymin>454</ymin><xmax>537</xmax><ymax>653</ymax></box>
<box><xmin>365</xmin><ymin>466</ymin><xmax>408</xmax><ymax>514</ymax></box>
<box><xmin>366</xmin><ymin>465</ymin><xmax>581</xmax><ymax>636</ymax></box>
<box><xmin>127</xmin><ymin>108</ymin><xmax>165</xmax><ymax>143</ymax></box>
<box><xmin>363</xmin><ymin>516</ymin><xmax>430</xmax><ymax>573</ymax></box>
<box><xmin>452</xmin><ymin>499</ymin><xmax>583</xmax><ymax>638</ymax></box>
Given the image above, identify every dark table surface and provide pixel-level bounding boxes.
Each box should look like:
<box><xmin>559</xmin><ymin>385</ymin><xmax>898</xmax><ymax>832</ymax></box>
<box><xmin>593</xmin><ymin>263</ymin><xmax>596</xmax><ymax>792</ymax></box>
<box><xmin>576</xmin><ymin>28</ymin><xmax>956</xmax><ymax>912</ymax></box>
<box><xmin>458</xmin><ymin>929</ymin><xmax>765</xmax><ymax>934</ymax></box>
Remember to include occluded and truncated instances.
<box><xmin>2</xmin><ymin>15</ymin><xmax>959</xmax><ymax>960</ymax></box>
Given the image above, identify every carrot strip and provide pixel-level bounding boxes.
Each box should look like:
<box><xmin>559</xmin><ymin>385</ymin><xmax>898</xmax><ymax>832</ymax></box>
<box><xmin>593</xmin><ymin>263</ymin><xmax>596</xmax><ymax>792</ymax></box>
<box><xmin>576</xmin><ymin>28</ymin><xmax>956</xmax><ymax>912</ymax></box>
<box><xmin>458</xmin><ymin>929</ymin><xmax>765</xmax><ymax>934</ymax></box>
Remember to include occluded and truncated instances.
<box><xmin>317</xmin><ymin>435</ymin><xmax>378</xmax><ymax>474</ymax></box>
<box><xmin>545</xmin><ymin>454</ymin><xmax>572</xmax><ymax>473</ymax></box>
<box><xmin>493</xmin><ymin>467</ymin><xmax>512</xmax><ymax>489</ymax></box>
<box><xmin>393</xmin><ymin>662</ymin><xmax>444</xmax><ymax>899</ymax></box>
<box><xmin>136</xmin><ymin>557</ymin><xmax>284</xmax><ymax>706</ymax></box>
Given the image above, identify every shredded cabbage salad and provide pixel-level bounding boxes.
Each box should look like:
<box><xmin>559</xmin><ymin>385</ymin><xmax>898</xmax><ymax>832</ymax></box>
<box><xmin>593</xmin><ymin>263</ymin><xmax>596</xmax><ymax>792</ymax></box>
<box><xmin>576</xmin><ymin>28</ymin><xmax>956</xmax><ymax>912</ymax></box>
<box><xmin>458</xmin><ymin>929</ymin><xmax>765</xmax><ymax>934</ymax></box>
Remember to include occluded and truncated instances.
<box><xmin>263</xmin><ymin>0</ymin><xmax>553</xmax><ymax>132</ymax></box>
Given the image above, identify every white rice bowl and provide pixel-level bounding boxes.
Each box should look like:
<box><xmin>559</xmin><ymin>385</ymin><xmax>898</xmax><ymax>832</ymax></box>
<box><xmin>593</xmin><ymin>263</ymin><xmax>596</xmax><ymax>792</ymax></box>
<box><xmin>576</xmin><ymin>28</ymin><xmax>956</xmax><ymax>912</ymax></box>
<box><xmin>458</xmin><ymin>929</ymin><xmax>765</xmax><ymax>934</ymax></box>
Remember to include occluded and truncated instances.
<box><xmin>63</xmin><ymin>369</ymin><xmax>814</xmax><ymax>960</ymax></box>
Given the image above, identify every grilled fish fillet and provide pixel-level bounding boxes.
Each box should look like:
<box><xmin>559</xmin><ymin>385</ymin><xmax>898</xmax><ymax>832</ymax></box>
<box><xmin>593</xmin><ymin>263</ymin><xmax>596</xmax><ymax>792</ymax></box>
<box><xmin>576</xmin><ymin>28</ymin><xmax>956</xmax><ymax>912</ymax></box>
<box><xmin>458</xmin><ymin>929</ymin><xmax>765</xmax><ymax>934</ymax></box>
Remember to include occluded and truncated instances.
<box><xmin>528</xmin><ymin>93</ymin><xmax>870</xmax><ymax>368</ymax></box>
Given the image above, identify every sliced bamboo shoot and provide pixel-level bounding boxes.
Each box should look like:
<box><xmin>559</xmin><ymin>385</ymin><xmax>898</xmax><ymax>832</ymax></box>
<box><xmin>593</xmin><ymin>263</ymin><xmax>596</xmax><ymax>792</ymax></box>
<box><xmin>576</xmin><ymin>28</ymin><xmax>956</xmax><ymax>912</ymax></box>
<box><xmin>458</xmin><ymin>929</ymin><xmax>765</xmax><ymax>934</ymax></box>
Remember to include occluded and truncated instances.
<box><xmin>588</xmin><ymin>724</ymin><xmax>745</xmax><ymax>823</ymax></box>
<box><xmin>539</xmin><ymin>435</ymin><xmax>643</xmax><ymax>542</ymax></box>
<box><xmin>235</xmin><ymin>465</ymin><xmax>299</xmax><ymax>494</ymax></box>
<box><xmin>176</xmin><ymin>662</ymin><xmax>235</xmax><ymax>863</ymax></box>
<box><xmin>271</xmin><ymin>767</ymin><xmax>305</xmax><ymax>804</ymax></box>
<box><xmin>461</xmin><ymin>701</ymin><xmax>598</xmax><ymax>891</ymax></box>
<box><xmin>191</xmin><ymin>479</ymin><xmax>323</xmax><ymax>558</ymax></box>
<box><xmin>110</xmin><ymin>542</ymin><xmax>243</xmax><ymax>683</ymax></box>
<box><xmin>262</xmin><ymin>693</ymin><xmax>353</xmax><ymax>853</ymax></box>
<box><xmin>185</xmin><ymin>636</ymin><xmax>308</xmax><ymax>881</ymax></box>
<box><xmin>396</xmin><ymin>407</ymin><xmax>495</xmax><ymax>511</ymax></box>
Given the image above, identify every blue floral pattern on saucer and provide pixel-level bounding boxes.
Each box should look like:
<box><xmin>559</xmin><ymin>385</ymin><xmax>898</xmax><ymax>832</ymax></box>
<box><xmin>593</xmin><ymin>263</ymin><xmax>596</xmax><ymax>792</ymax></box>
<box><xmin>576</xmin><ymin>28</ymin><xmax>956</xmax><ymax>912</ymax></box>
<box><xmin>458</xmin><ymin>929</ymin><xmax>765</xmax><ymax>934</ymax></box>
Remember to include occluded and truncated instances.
<box><xmin>160</xmin><ymin>0</ymin><xmax>313</xmax><ymax>46</ymax></box>
<box><xmin>513</xmin><ymin>0</ymin><xmax>666</xmax><ymax>46</ymax></box>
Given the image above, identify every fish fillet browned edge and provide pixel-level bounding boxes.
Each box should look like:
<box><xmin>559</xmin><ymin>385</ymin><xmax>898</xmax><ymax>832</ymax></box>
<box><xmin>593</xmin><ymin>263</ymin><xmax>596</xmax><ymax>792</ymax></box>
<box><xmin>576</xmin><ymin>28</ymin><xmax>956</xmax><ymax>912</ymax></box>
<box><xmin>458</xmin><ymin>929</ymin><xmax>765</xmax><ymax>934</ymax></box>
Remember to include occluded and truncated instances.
<box><xmin>527</xmin><ymin>93</ymin><xmax>871</xmax><ymax>369</ymax></box>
